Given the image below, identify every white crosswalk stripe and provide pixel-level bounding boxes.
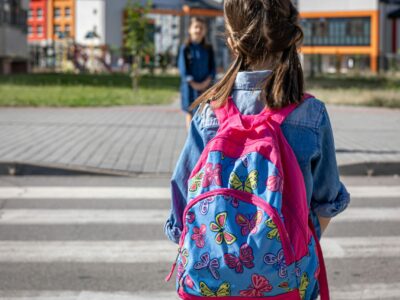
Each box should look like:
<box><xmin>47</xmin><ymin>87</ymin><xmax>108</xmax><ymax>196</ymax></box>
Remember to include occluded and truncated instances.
<box><xmin>0</xmin><ymin>185</ymin><xmax>399</xmax><ymax>199</ymax></box>
<box><xmin>0</xmin><ymin>184</ymin><xmax>399</xmax><ymax>300</ymax></box>
<box><xmin>0</xmin><ymin>237</ymin><xmax>399</xmax><ymax>263</ymax></box>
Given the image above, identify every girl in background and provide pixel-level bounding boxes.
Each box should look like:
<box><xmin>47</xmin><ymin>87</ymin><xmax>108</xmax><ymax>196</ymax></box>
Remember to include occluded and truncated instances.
<box><xmin>178</xmin><ymin>17</ymin><xmax>216</xmax><ymax>130</ymax></box>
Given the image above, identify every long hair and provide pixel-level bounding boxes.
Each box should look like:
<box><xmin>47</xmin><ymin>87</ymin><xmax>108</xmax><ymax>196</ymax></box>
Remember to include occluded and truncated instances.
<box><xmin>191</xmin><ymin>0</ymin><xmax>304</xmax><ymax>111</ymax></box>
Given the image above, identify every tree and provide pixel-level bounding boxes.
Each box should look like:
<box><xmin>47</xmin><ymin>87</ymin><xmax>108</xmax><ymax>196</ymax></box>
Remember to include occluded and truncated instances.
<box><xmin>124</xmin><ymin>0</ymin><xmax>153</xmax><ymax>91</ymax></box>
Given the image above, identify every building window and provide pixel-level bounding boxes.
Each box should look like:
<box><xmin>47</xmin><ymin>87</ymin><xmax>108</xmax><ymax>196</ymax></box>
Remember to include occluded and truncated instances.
<box><xmin>37</xmin><ymin>8</ymin><xmax>43</xmax><ymax>19</ymax></box>
<box><xmin>54</xmin><ymin>24</ymin><xmax>61</xmax><ymax>36</ymax></box>
<box><xmin>65</xmin><ymin>24</ymin><xmax>71</xmax><ymax>37</ymax></box>
<box><xmin>37</xmin><ymin>25</ymin><xmax>43</xmax><ymax>36</ymax></box>
<box><xmin>65</xmin><ymin>7</ymin><xmax>71</xmax><ymax>17</ymax></box>
<box><xmin>28</xmin><ymin>8</ymin><xmax>33</xmax><ymax>19</ymax></box>
<box><xmin>302</xmin><ymin>17</ymin><xmax>371</xmax><ymax>46</ymax></box>
<box><xmin>54</xmin><ymin>7</ymin><xmax>61</xmax><ymax>18</ymax></box>
<box><xmin>28</xmin><ymin>25</ymin><xmax>33</xmax><ymax>35</ymax></box>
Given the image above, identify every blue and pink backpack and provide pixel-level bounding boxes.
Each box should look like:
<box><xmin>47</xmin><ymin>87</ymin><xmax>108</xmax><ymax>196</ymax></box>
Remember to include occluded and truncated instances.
<box><xmin>166</xmin><ymin>95</ymin><xmax>329</xmax><ymax>300</ymax></box>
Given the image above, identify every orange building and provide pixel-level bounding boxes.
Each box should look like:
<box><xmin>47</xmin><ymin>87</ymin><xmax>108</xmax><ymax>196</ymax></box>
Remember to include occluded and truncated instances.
<box><xmin>47</xmin><ymin>0</ymin><xmax>75</xmax><ymax>40</ymax></box>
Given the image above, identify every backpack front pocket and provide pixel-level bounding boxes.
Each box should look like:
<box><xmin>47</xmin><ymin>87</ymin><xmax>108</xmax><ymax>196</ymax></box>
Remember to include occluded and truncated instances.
<box><xmin>175</xmin><ymin>188</ymin><xmax>301</xmax><ymax>299</ymax></box>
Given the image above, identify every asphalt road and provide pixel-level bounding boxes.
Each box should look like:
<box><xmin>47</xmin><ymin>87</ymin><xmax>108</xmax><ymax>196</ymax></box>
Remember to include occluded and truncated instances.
<box><xmin>0</xmin><ymin>175</ymin><xmax>399</xmax><ymax>300</ymax></box>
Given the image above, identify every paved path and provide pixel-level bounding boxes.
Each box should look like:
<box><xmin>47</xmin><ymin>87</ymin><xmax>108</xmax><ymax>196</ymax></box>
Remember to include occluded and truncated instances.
<box><xmin>0</xmin><ymin>103</ymin><xmax>398</xmax><ymax>175</ymax></box>
<box><xmin>0</xmin><ymin>175</ymin><xmax>399</xmax><ymax>299</ymax></box>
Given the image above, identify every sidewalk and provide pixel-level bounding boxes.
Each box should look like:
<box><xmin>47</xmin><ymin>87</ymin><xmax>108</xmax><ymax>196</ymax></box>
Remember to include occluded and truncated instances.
<box><xmin>0</xmin><ymin>101</ymin><xmax>399</xmax><ymax>176</ymax></box>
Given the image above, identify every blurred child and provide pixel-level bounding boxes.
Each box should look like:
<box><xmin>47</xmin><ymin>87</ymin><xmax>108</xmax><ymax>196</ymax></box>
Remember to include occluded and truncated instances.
<box><xmin>166</xmin><ymin>1</ymin><xmax>350</xmax><ymax>299</ymax></box>
<box><xmin>178</xmin><ymin>17</ymin><xmax>216</xmax><ymax>130</ymax></box>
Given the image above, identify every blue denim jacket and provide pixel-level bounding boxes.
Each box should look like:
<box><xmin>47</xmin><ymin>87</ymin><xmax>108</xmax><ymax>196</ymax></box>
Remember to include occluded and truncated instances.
<box><xmin>165</xmin><ymin>70</ymin><xmax>350</xmax><ymax>244</ymax></box>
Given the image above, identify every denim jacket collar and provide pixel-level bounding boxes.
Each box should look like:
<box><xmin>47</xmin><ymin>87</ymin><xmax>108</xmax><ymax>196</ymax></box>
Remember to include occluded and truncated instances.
<box><xmin>233</xmin><ymin>70</ymin><xmax>273</xmax><ymax>90</ymax></box>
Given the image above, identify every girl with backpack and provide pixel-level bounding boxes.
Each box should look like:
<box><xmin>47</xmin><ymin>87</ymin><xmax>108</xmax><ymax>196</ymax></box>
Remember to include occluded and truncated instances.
<box><xmin>178</xmin><ymin>17</ymin><xmax>216</xmax><ymax>130</ymax></box>
<box><xmin>165</xmin><ymin>1</ymin><xmax>350</xmax><ymax>299</ymax></box>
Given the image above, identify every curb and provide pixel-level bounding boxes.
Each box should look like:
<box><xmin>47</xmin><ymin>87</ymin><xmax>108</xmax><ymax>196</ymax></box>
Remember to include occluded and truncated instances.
<box><xmin>0</xmin><ymin>160</ymin><xmax>399</xmax><ymax>177</ymax></box>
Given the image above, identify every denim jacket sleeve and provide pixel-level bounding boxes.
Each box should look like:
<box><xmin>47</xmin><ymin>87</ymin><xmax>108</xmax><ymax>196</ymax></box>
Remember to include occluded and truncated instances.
<box><xmin>310</xmin><ymin>105</ymin><xmax>350</xmax><ymax>218</ymax></box>
<box><xmin>164</xmin><ymin>109</ymin><xmax>218</xmax><ymax>244</ymax></box>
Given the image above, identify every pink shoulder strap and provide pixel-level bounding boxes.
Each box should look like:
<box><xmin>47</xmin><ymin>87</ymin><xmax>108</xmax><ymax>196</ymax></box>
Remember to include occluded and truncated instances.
<box><xmin>212</xmin><ymin>97</ymin><xmax>240</xmax><ymax>125</ymax></box>
<box><xmin>269</xmin><ymin>93</ymin><xmax>315</xmax><ymax>125</ymax></box>
<box><xmin>212</xmin><ymin>93</ymin><xmax>314</xmax><ymax>125</ymax></box>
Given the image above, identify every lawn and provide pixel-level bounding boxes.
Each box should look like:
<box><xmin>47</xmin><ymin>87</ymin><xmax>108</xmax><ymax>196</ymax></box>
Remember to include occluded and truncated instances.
<box><xmin>306</xmin><ymin>75</ymin><xmax>400</xmax><ymax>108</ymax></box>
<box><xmin>0</xmin><ymin>73</ymin><xmax>180</xmax><ymax>107</ymax></box>
<box><xmin>0</xmin><ymin>73</ymin><xmax>399</xmax><ymax>108</ymax></box>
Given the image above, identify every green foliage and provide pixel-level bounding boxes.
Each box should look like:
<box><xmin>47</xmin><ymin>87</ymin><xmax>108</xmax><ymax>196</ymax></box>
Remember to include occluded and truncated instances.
<box><xmin>124</xmin><ymin>0</ymin><xmax>154</xmax><ymax>90</ymax></box>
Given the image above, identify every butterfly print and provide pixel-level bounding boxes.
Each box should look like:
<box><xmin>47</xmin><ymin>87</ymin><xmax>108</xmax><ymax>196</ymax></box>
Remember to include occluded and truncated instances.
<box><xmin>236</xmin><ymin>210</ymin><xmax>263</xmax><ymax>236</ymax></box>
<box><xmin>266</xmin><ymin>175</ymin><xmax>283</xmax><ymax>192</ymax></box>
<box><xmin>180</xmin><ymin>248</ymin><xmax>189</xmax><ymax>266</ymax></box>
<box><xmin>224</xmin><ymin>243</ymin><xmax>254</xmax><ymax>273</ymax></box>
<box><xmin>194</xmin><ymin>252</ymin><xmax>220</xmax><ymax>280</ymax></box>
<box><xmin>239</xmin><ymin>274</ymin><xmax>273</xmax><ymax>297</ymax></box>
<box><xmin>299</xmin><ymin>273</ymin><xmax>310</xmax><ymax>300</ymax></box>
<box><xmin>186</xmin><ymin>211</ymin><xmax>195</xmax><ymax>224</ymax></box>
<box><xmin>200</xmin><ymin>281</ymin><xmax>231</xmax><ymax>297</ymax></box>
<box><xmin>202</xmin><ymin>163</ymin><xmax>222</xmax><ymax>187</ymax></box>
<box><xmin>184</xmin><ymin>275</ymin><xmax>194</xmax><ymax>289</ymax></box>
<box><xmin>265</xmin><ymin>218</ymin><xmax>281</xmax><ymax>241</ymax></box>
<box><xmin>278</xmin><ymin>281</ymin><xmax>294</xmax><ymax>292</ymax></box>
<box><xmin>264</xmin><ymin>249</ymin><xmax>288</xmax><ymax>278</ymax></box>
<box><xmin>199</xmin><ymin>197</ymin><xmax>215</xmax><ymax>215</ymax></box>
<box><xmin>210</xmin><ymin>212</ymin><xmax>236</xmax><ymax>245</ymax></box>
<box><xmin>191</xmin><ymin>224</ymin><xmax>206</xmax><ymax>248</ymax></box>
<box><xmin>177</xmin><ymin>262</ymin><xmax>185</xmax><ymax>280</ymax></box>
<box><xmin>189</xmin><ymin>171</ymin><xmax>204</xmax><ymax>192</ymax></box>
<box><xmin>229</xmin><ymin>170</ymin><xmax>258</xmax><ymax>193</ymax></box>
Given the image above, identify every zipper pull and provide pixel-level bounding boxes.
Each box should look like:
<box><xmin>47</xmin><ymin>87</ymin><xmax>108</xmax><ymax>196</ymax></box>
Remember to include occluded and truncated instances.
<box><xmin>165</xmin><ymin>247</ymin><xmax>180</xmax><ymax>282</ymax></box>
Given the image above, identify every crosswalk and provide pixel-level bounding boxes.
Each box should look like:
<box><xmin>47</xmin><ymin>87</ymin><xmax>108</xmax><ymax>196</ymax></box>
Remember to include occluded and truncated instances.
<box><xmin>0</xmin><ymin>183</ymin><xmax>399</xmax><ymax>300</ymax></box>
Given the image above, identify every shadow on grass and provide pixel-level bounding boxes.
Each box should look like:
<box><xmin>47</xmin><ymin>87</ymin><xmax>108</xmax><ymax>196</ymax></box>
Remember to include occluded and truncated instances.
<box><xmin>0</xmin><ymin>73</ymin><xmax>180</xmax><ymax>90</ymax></box>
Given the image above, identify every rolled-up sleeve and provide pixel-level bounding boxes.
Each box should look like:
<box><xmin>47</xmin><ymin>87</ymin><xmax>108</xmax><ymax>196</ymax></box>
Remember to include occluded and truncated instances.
<box><xmin>310</xmin><ymin>105</ymin><xmax>351</xmax><ymax>218</ymax></box>
<box><xmin>164</xmin><ymin>113</ymin><xmax>208</xmax><ymax>244</ymax></box>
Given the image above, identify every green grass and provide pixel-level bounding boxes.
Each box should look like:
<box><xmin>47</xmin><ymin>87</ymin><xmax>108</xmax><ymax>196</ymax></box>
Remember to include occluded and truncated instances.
<box><xmin>0</xmin><ymin>73</ymin><xmax>180</xmax><ymax>107</ymax></box>
<box><xmin>306</xmin><ymin>75</ymin><xmax>400</xmax><ymax>108</ymax></box>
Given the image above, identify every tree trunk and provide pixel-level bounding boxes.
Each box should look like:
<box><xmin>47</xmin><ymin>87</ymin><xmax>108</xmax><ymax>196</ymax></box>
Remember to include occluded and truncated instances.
<box><xmin>131</xmin><ymin>55</ymin><xmax>141</xmax><ymax>92</ymax></box>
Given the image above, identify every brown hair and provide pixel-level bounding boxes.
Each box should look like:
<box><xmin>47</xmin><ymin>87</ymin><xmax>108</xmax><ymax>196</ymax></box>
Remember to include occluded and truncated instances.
<box><xmin>191</xmin><ymin>0</ymin><xmax>304</xmax><ymax>111</ymax></box>
<box><xmin>185</xmin><ymin>17</ymin><xmax>211</xmax><ymax>49</ymax></box>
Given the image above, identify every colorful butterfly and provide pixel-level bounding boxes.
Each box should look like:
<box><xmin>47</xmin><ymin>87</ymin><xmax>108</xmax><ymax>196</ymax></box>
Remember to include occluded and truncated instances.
<box><xmin>224</xmin><ymin>243</ymin><xmax>254</xmax><ymax>273</ymax></box>
<box><xmin>223</xmin><ymin>195</ymin><xmax>239</xmax><ymax>208</ymax></box>
<box><xmin>265</xmin><ymin>218</ymin><xmax>281</xmax><ymax>241</ymax></box>
<box><xmin>210</xmin><ymin>212</ymin><xmax>237</xmax><ymax>245</ymax></box>
<box><xmin>239</xmin><ymin>274</ymin><xmax>273</xmax><ymax>297</ymax></box>
<box><xmin>200</xmin><ymin>281</ymin><xmax>231</xmax><ymax>297</ymax></box>
<box><xmin>202</xmin><ymin>163</ymin><xmax>222</xmax><ymax>188</ymax></box>
<box><xmin>266</xmin><ymin>175</ymin><xmax>283</xmax><ymax>192</ymax></box>
<box><xmin>177</xmin><ymin>262</ymin><xmax>185</xmax><ymax>280</ymax></box>
<box><xmin>199</xmin><ymin>197</ymin><xmax>215</xmax><ymax>215</ymax></box>
<box><xmin>184</xmin><ymin>275</ymin><xmax>194</xmax><ymax>289</ymax></box>
<box><xmin>189</xmin><ymin>171</ymin><xmax>204</xmax><ymax>192</ymax></box>
<box><xmin>278</xmin><ymin>281</ymin><xmax>294</xmax><ymax>292</ymax></box>
<box><xmin>194</xmin><ymin>252</ymin><xmax>220</xmax><ymax>280</ymax></box>
<box><xmin>229</xmin><ymin>170</ymin><xmax>258</xmax><ymax>193</ymax></box>
<box><xmin>299</xmin><ymin>273</ymin><xmax>310</xmax><ymax>300</ymax></box>
<box><xmin>180</xmin><ymin>248</ymin><xmax>189</xmax><ymax>267</ymax></box>
<box><xmin>186</xmin><ymin>211</ymin><xmax>195</xmax><ymax>224</ymax></box>
<box><xmin>191</xmin><ymin>224</ymin><xmax>206</xmax><ymax>248</ymax></box>
<box><xmin>236</xmin><ymin>210</ymin><xmax>263</xmax><ymax>236</ymax></box>
<box><xmin>264</xmin><ymin>249</ymin><xmax>288</xmax><ymax>278</ymax></box>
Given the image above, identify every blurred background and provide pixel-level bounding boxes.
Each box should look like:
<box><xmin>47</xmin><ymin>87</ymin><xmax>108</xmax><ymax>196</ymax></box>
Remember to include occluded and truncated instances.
<box><xmin>0</xmin><ymin>1</ymin><xmax>399</xmax><ymax>300</ymax></box>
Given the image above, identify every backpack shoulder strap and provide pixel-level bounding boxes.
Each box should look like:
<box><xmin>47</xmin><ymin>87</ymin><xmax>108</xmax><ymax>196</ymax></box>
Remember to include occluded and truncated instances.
<box><xmin>212</xmin><ymin>96</ymin><xmax>240</xmax><ymax>125</ymax></box>
<box><xmin>270</xmin><ymin>93</ymin><xmax>314</xmax><ymax>125</ymax></box>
